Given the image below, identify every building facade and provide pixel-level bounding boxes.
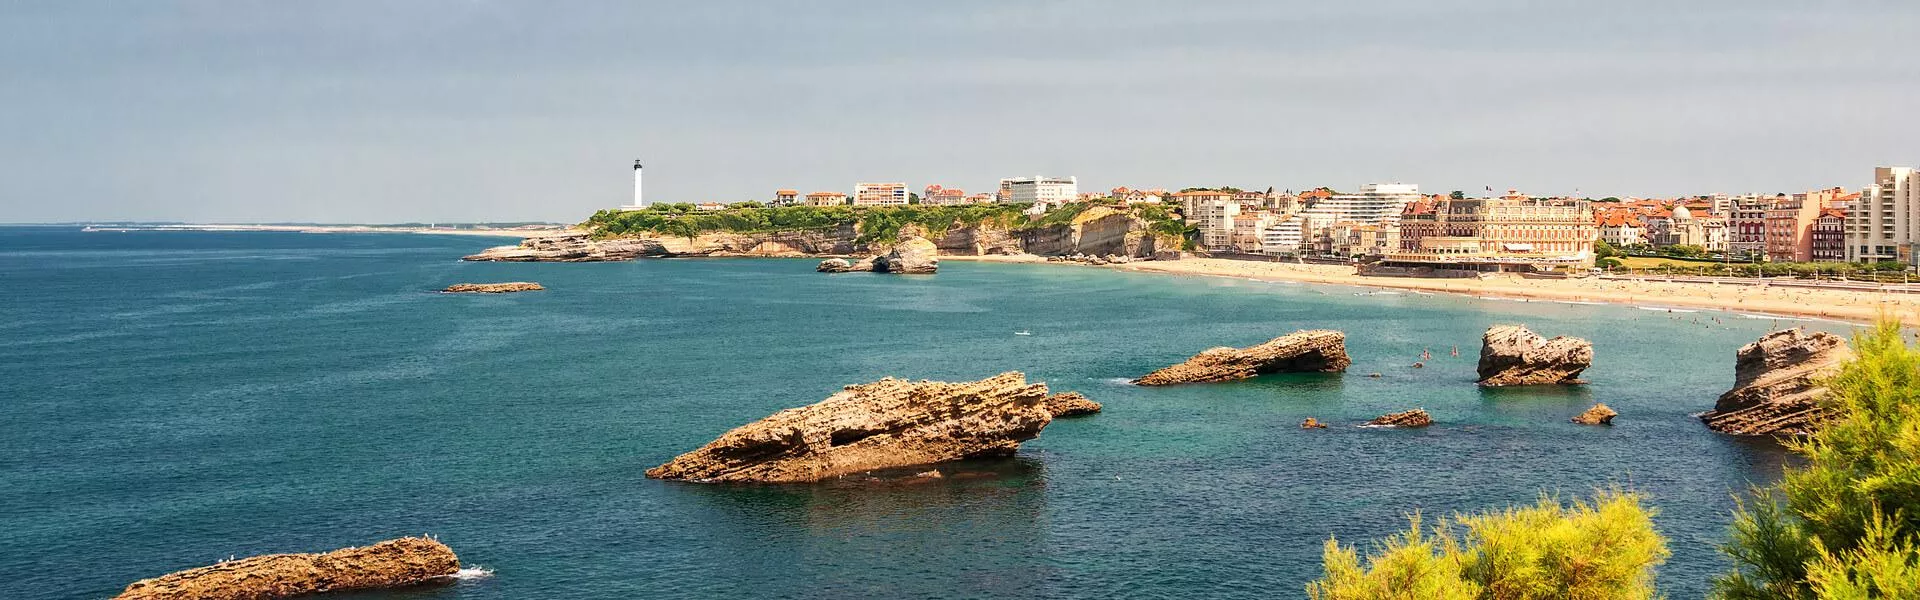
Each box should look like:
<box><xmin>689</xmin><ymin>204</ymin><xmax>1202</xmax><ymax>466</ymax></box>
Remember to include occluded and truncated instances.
<box><xmin>853</xmin><ymin>182</ymin><xmax>910</xmax><ymax>206</ymax></box>
<box><xmin>1002</xmin><ymin>176</ymin><xmax>1079</xmax><ymax>206</ymax></box>
<box><xmin>773</xmin><ymin>189</ymin><xmax>800</xmax><ymax>206</ymax></box>
<box><xmin>1847</xmin><ymin>166</ymin><xmax>1920</xmax><ymax>264</ymax></box>
<box><xmin>805</xmin><ymin>191</ymin><xmax>848</xmax><ymax>207</ymax></box>
<box><xmin>1384</xmin><ymin>196</ymin><xmax>1598</xmax><ymax>270</ymax></box>
<box><xmin>1813</xmin><ymin>208</ymin><xmax>1847</xmax><ymax>262</ymax></box>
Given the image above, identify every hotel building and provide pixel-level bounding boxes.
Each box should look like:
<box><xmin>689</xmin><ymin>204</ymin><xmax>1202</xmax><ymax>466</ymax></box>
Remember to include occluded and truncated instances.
<box><xmin>805</xmin><ymin>191</ymin><xmax>848</xmax><ymax>207</ymax></box>
<box><xmin>1002</xmin><ymin>176</ymin><xmax>1079</xmax><ymax>206</ymax></box>
<box><xmin>1383</xmin><ymin>195</ymin><xmax>1598</xmax><ymax>271</ymax></box>
<box><xmin>1847</xmin><ymin>166</ymin><xmax>1920</xmax><ymax>264</ymax></box>
<box><xmin>853</xmin><ymin>182</ymin><xmax>910</xmax><ymax>206</ymax></box>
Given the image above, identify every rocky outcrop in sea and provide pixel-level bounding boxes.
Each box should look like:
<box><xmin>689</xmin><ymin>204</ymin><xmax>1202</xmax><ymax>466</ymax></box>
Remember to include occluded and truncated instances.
<box><xmin>1366</xmin><ymin>409</ymin><xmax>1432</xmax><ymax>428</ymax></box>
<box><xmin>1476</xmin><ymin>325</ymin><xmax>1593</xmax><ymax>386</ymax></box>
<box><xmin>441</xmin><ymin>282</ymin><xmax>543</xmax><ymax>293</ymax></box>
<box><xmin>1043</xmin><ymin>391</ymin><xmax>1101</xmax><ymax>417</ymax></box>
<box><xmin>814</xmin><ymin>237</ymin><xmax>939</xmax><ymax>274</ymax></box>
<box><xmin>1133</xmin><ymin>329</ymin><xmax>1350</xmax><ymax>386</ymax></box>
<box><xmin>646</xmin><ymin>372</ymin><xmax>1056</xmax><ymax>483</ymax></box>
<box><xmin>874</xmin><ymin>237</ymin><xmax>939</xmax><ymax>274</ymax></box>
<box><xmin>1699</xmin><ymin>328</ymin><xmax>1853</xmax><ymax>436</ymax></box>
<box><xmin>1572</xmin><ymin>403</ymin><xmax>1618</xmax><ymax>425</ymax></box>
<box><xmin>114</xmin><ymin>537</ymin><xmax>459</xmax><ymax>600</ymax></box>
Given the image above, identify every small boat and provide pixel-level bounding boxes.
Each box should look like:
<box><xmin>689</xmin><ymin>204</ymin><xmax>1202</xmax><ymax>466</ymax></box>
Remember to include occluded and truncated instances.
<box><xmin>1014</xmin><ymin>330</ymin><xmax>1032</xmax><ymax>336</ymax></box>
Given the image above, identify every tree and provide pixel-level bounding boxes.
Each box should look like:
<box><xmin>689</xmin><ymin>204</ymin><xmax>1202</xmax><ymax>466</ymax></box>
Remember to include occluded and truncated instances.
<box><xmin>1663</xmin><ymin>244</ymin><xmax>1709</xmax><ymax>259</ymax></box>
<box><xmin>1596</xmin><ymin>239</ymin><xmax>1618</xmax><ymax>259</ymax></box>
<box><xmin>733</xmin><ymin>201</ymin><xmax>764</xmax><ymax>209</ymax></box>
<box><xmin>1309</xmin><ymin>491</ymin><xmax>1669</xmax><ymax>599</ymax></box>
<box><xmin>908</xmin><ymin>192</ymin><xmax>921</xmax><ymax>205</ymax></box>
<box><xmin>1714</xmin><ymin>320</ymin><xmax>1920</xmax><ymax>598</ymax></box>
<box><xmin>1450</xmin><ymin>190</ymin><xmax>1466</xmax><ymax>200</ymax></box>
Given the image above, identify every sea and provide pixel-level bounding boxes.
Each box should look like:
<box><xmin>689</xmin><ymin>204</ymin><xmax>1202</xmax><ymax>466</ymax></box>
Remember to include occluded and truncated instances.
<box><xmin>0</xmin><ymin>227</ymin><xmax>1848</xmax><ymax>599</ymax></box>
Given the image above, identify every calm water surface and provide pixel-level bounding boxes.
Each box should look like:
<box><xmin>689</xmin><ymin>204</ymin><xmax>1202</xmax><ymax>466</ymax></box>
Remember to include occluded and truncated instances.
<box><xmin>0</xmin><ymin>228</ymin><xmax>1843</xmax><ymax>599</ymax></box>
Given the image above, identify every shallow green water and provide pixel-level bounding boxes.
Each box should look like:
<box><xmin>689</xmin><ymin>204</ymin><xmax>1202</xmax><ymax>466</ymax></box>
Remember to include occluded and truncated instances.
<box><xmin>0</xmin><ymin>228</ymin><xmax>1840</xmax><ymax>598</ymax></box>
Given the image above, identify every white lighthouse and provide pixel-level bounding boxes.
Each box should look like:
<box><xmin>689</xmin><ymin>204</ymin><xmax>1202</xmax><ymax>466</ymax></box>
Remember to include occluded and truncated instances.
<box><xmin>622</xmin><ymin>160</ymin><xmax>647</xmax><ymax>210</ymax></box>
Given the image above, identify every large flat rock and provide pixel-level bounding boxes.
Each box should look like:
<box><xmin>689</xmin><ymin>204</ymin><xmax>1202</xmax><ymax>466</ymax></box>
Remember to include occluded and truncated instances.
<box><xmin>1133</xmin><ymin>329</ymin><xmax>1350</xmax><ymax>386</ymax></box>
<box><xmin>115</xmin><ymin>537</ymin><xmax>459</xmax><ymax>600</ymax></box>
<box><xmin>1476</xmin><ymin>325</ymin><xmax>1593</xmax><ymax>386</ymax></box>
<box><xmin>646</xmin><ymin>372</ymin><xmax>1055</xmax><ymax>483</ymax></box>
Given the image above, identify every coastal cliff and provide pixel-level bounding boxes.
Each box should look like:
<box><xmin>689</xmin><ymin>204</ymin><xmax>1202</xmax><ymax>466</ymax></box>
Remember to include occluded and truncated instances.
<box><xmin>1700</xmin><ymin>328</ymin><xmax>1853</xmax><ymax>436</ymax></box>
<box><xmin>466</xmin><ymin>205</ymin><xmax>1180</xmax><ymax>262</ymax></box>
<box><xmin>115</xmin><ymin>537</ymin><xmax>459</xmax><ymax>600</ymax></box>
<box><xmin>646</xmin><ymin>372</ymin><xmax>1056</xmax><ymax>483</ymax></box>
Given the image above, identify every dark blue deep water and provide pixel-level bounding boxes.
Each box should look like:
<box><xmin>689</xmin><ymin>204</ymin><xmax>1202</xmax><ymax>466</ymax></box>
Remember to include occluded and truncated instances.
<box><xmin>0</xmin><ymin>227</ymin><xmax>1846</xmax><ymax>599</ymax></box>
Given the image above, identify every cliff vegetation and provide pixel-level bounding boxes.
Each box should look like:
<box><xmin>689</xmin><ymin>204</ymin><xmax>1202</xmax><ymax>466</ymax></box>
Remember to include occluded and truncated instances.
<box><xmin>583</xmin><ymin>200</ymin><xmax>1191</xmax><ymax>246</ymax></box>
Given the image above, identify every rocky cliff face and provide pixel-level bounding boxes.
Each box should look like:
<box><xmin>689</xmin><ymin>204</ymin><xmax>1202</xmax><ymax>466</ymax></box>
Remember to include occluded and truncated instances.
<box><xmin>646</xmin><ymin>372</ymin><xmax>1056</xmax><ymax>483</ymax></box>
<box><xmin>115</xmin><ymin>537</ymin><xmax>459</xmax><ymax>600</ymax></box>
<box><xmin>1476</xmin><ymin>325</ymin><xmax>1594</xmax><ymax>386</ymax></box>
<box><xmin>1700</xmin><ymin>328</ymin><xmax>1853</xmax><ymax>436</ymax></box>
<box><xmin>1133</xmin><ymin>330</ymin><xmax>1350</xmax><ymax>385</ymax></box>
<box><xmin>470</xmin><ymin>209</ymin><xmax>1175</xmax><ymax>262</ymax></box>
<box><xmin>1018</xmin><ymin>206</ymin><xmax>1170</xmax><ymax>258</ymax></box>
<box><xmin>464</xmin><ymin>226</ymin><xmax>862</xmax><ymax>262</ymax></box>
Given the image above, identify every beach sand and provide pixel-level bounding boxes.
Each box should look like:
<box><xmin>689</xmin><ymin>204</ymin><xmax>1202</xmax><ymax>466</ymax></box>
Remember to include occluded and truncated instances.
<box><xmin>945</xmin><ymin>254</ymin><xmax>1920</xmax><ymax>326</ymax></box>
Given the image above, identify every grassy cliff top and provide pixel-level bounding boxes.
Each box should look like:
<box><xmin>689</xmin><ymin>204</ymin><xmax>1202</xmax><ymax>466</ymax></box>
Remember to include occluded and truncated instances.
<box><xmin>584</xmin><ymin>201</ymin><xmax>1188</xmax><ymax>245</ymax></box>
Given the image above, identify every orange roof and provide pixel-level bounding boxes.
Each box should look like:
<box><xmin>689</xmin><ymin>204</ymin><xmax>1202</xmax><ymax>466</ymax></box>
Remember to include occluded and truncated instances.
<box><xmin>775</xmin><ymin>189</ymin><xmax>799</xmax><ymax>195</ymax></box>
<box><xmin>1821</xmin><ymin>208</ymin><xmax>1846</xmax><ymax>219</ymax></box>
<box><xmin>805</xmin><ymin>191</ymin><xmax>844</xmax><ymax>198</ymax></box>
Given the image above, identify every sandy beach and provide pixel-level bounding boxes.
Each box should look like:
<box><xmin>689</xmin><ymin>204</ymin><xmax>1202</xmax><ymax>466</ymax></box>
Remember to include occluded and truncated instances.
<box><xmin>946</xmin><ymin>254</ymin><xmax>1920</xmax><ymax>326</ymax></box>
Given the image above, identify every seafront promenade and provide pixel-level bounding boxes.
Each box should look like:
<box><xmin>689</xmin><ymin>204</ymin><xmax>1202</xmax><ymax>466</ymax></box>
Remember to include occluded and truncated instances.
<box><xmin>949</xmin><ymin>254</ymin><xmax>1920</xmax><ymax>325</ymax></box>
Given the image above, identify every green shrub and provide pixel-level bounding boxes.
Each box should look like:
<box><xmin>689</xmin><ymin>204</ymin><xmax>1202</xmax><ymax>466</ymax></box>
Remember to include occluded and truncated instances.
<box><xmin>1714</xmin><ymin>320</ymin><xmax>1920</xmax><ymax>599</ymax></box>
<box><xmin>1308</xmin><ymin>491</ymin><xmax>1669</xmax><ymax>599</ymax></box>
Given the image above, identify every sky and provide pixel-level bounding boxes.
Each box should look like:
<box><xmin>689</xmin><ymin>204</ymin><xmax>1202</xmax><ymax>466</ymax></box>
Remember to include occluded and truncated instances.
<box><xmin>2</xmin><ymin>1</ymin><xmax>1917</xmax><ymax>223</ymax></box>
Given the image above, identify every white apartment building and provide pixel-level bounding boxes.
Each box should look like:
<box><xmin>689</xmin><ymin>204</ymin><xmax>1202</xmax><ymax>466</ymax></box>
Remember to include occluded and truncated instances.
<box><xmin>1187</xmin><ymin>196</ymin><xmax>1242</xmax><ymax>251</ymax></box>
<box><xmin>853</xmin><ymin>182</ymin><xmax>910</xmax><ymax>206</ymax></box>
<box><xmin>1268</xmin><ymin>183</ymin><xmax>1420</xmax><ymax>255</ymax></box>
<box><xmin>1847</xmin><ymin>166</ymin><xmax>1920</xmax><ymax>264</ymax></box>
<box><xmin>1262</xmin><ymin>217</ymin><xmax>1306</xmax><ymax>254</ymax></box>
<box><xmin>1294</xmin><ymin>183</ymin><xmax>1423</xmax><ymax>232</ymax></box>
<box><xmin>1002</xmin><ymin>176</ymin><xmax>1078</xmax><ymax>206</ymax></box>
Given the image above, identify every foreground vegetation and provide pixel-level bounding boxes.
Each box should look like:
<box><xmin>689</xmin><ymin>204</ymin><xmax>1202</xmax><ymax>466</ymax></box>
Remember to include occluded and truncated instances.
<box><xmin>583</xmin><ymin>201</ymin><xmax>1195</xmax><ymax>246</ymax></box>
<box><xmin>1307</xmin><ymin>491</ymin><xmax>1669</xmax><ymax>599</ymax></box>
<box><xmin>1595</xmin><ymin>241</ymin><xmax>1911</xmax><ymax>281</ymax></box>
<box><xmin>1315</xmin><ymin>320</ymin><xmax>1920</xmax><ymax>598</ymax></box>
<box><xmin>1715</xmin><ymin>320</ymin><xmax>1920</xmax><ymax>598</ymax></box>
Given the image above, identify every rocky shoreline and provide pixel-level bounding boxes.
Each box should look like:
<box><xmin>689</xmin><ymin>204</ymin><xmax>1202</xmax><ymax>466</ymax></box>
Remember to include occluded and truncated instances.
<box><xmin>114</xmin><ymin>537</ymin><xmax>460</xmax><ymax>600</ymax></box>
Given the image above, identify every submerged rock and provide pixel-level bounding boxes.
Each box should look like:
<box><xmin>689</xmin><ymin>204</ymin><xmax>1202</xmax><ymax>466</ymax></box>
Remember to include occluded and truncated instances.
<box><xmin>1476</xmin><ymin>325</ymin><xmax>1593</xmax><ymax>386</ymax></box>
<box><xmin>1301</xmin><ymin>417</ymin><xmax>1328</xmax><ymax>429</ymax></box>
<box><xmin>115</xmin><ymin>537</ymin><xmax>459</xmax><ymax>600</ymax></box>
<box><xmin>1571</xmin><ymin>403</ymin><xmax>1618</xmax><ymax>425</ymax></box>
<box><xmin>1699</xmin><ymin>328</ymin><xmax>1853</xmax><ymax>436</ymax></box>
<box><xmin>1043</xmin><ymin>391</ymin><xmax>1102</xmax><ymax>417</ymax></box>
<box><xmin>1366</xmin><ymin>409</ymin><xmax>1432</xmax><ymax>428</ymax></box>
<box><xmin>1133</xmin><ymin>329</ymin><xmax>1350</xmax><ymax>386</ymax></box>
<box><xmin>441</xmin><ymin>282</ymin><xmax>543</xmax><ymax>293</ymax></box>
<box><xmin>873</xmin><ymin>237</ymin><xmax>939</xmax><ymax>274</ymax></box>
<box><xmin>646</xmin><ymin>372</ymin><xmax>1054</xmax><ymax>483</ymax></box>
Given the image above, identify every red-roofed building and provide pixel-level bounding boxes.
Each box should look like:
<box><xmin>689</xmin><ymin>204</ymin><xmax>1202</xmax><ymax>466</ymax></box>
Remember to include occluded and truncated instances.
<box><xmin>773</xmin><ymin>189</ymin><xmax>800</xmax><ymax>206</ymax></box>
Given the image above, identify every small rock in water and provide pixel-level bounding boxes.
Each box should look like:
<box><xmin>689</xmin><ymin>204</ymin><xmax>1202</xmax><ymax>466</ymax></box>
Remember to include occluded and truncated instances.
<box><xmin>1300</xmin><ymin>417</ymin><xmax>1328</xmax><ymax>429</ymax></box>
<box><xmin>1043</xmin><ymin>391</ymin><xmax>1102</xmax><ymax>417</ymax></box>
<box><xmin>1571</xmin><ymin>403</ymin><xmax>1618</xmax><ymax>425</ymax></box>
<box><xmin>1367</xmin><ymin>373</ymin><xmax>1382</xmax><ymax>378</ymax></box>
<box><xmin>913</xmin><ymin>470</ymin><xmax>944</xmax><ymax>479</ymax></box>
<box><xmin>1366</xmin><ymin>409</ymin><xmax>1432</xmax><ymax>428</ymax></box>
<box><xmin>441</xmin><ymin>282</ymin><xmax>543</xmax><ymax>293</ymax></box>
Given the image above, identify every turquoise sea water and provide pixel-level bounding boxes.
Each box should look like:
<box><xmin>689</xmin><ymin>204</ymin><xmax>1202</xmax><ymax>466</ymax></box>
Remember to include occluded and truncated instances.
<box><xmin>0</xmin><ymin>227</ymin><xmax>1850</xmax><ymax>599</ymax></box>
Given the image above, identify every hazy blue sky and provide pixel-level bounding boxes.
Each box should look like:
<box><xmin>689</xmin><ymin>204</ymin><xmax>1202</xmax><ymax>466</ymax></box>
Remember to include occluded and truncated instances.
<box><xmin>3</xmin><ymin>1</ymin><xmax>1916</xmax><ymax>223</ymax></box>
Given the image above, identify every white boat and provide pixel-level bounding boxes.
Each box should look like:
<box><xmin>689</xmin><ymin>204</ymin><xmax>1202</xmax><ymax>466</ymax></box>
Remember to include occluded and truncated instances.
<box><xmin>1014</xmin><ymin>330</ymin><xmax>1032</xmax><ymax>336</ymax></box>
